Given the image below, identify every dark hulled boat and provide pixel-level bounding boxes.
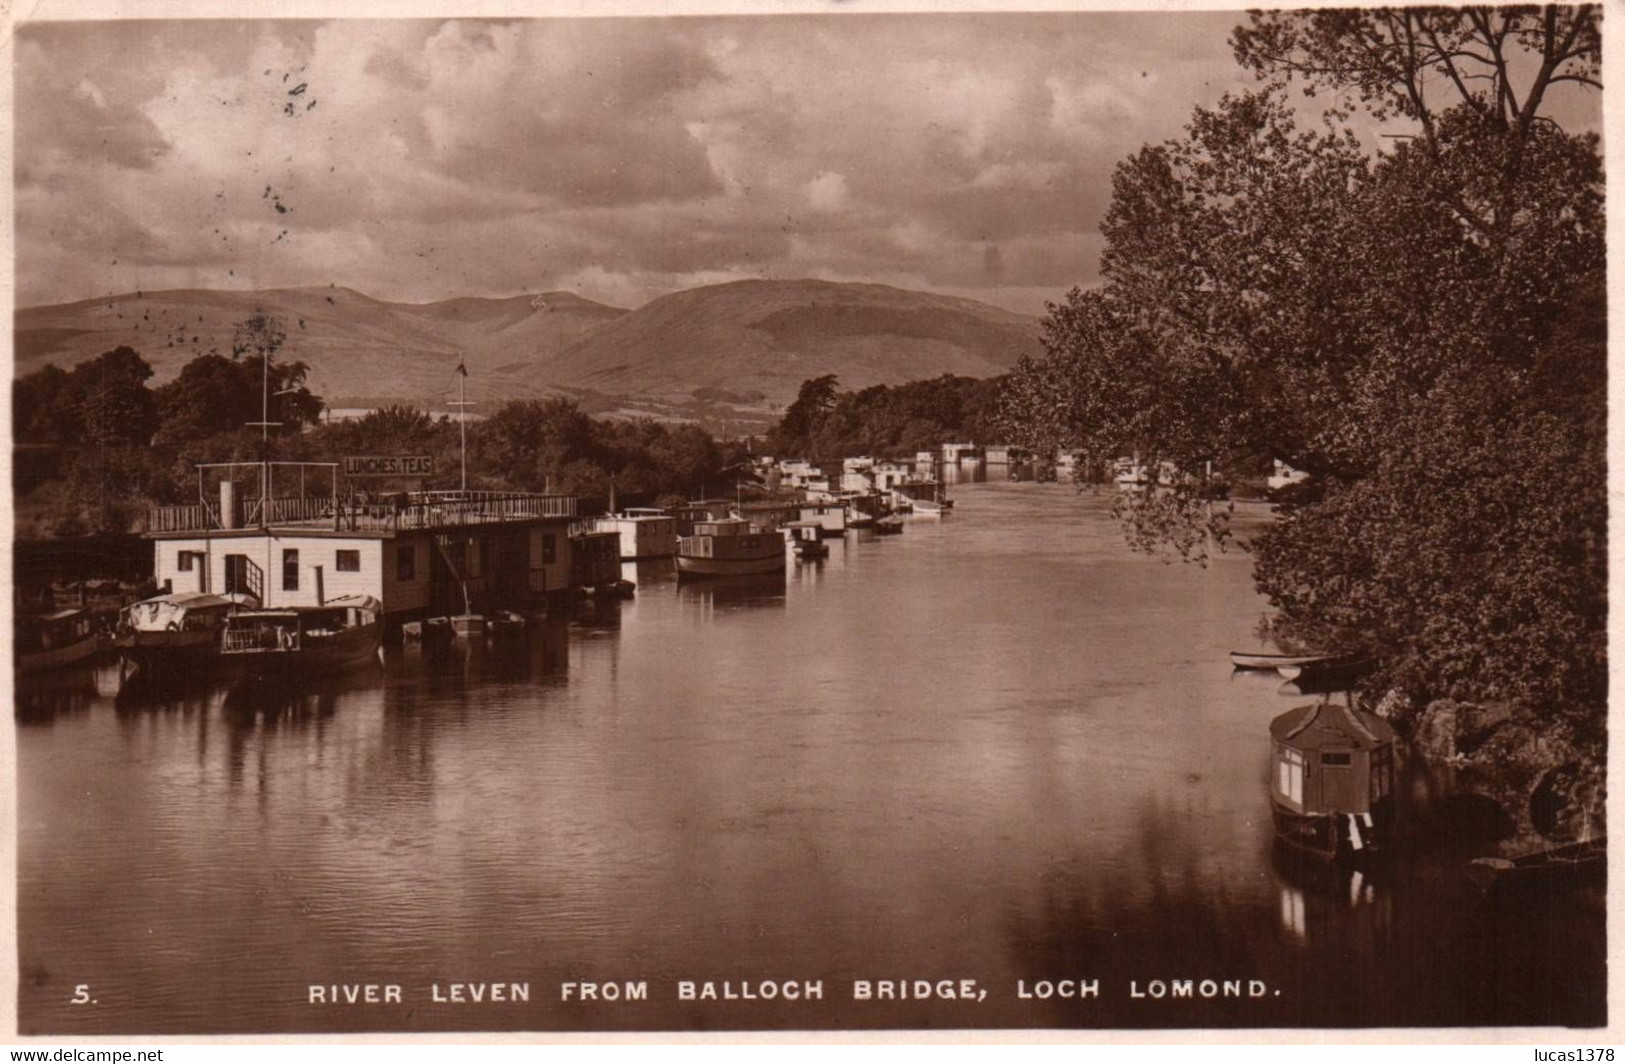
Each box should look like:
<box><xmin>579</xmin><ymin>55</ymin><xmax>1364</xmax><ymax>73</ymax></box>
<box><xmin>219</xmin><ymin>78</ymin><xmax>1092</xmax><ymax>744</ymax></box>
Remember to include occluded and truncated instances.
<box><xmin>220</xmin><ymin>595</ymin><xmax>383</xmax><ymax>679</ymax></box>
<box><xmin>1466</xmin><ymin>837</ymin><xmax>1606</xmax><ymax>893</ymax></box>
<box><xmin>16</xmin><ymin>608</ymin><xmax>103</xmax><ymax>675</ymax></box>
<box><xmin>114</xmin><ymin>592</ymin><xmax>255</xmax><ymax>677</ymax></box>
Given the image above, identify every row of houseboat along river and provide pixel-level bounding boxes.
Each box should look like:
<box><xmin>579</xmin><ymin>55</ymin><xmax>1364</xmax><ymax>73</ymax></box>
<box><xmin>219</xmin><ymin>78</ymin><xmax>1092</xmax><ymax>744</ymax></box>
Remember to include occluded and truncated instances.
<box><xmin>676</xmin><ymin>519</ymin><xmax>788</xmax><ymax>578</ymax></box>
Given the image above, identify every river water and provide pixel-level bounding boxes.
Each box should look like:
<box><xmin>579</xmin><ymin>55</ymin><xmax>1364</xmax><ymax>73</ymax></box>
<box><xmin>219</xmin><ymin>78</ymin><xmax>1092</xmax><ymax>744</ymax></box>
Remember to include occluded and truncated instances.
<box><xmin>15</xmin><ymin>480</ymin><xmax>1605</xmax><ymax>1033</ymax></box>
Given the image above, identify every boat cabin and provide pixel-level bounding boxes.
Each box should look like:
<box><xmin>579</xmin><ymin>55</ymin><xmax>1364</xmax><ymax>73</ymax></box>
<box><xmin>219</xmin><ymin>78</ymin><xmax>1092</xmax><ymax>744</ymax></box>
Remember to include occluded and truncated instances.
<box><xmin>1269</xmin><ymin>702</ymin><xmax>1396</xmax><ymax>817</ymax></box>
<box><xmin>17</xmin><ymin>609</ymin><xmax>97</xmax><ymax>660</ymax></box>
<box><xmin>123</xmin><ymin>592</ymin><xmax>251</xmax><ymax>634</ymax></box>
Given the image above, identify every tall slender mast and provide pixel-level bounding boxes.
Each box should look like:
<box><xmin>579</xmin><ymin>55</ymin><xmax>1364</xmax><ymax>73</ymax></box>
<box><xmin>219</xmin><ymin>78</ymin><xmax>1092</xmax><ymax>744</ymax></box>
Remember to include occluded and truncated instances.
<box><xmin>245</xmin><ymin>339</ymin><xmax>282</xmax><ymax>528</ymax></box>
<box><xmin>450</xmin><ymin>356</ymin><xmax>475</xmax><ymax>493</ymax></box>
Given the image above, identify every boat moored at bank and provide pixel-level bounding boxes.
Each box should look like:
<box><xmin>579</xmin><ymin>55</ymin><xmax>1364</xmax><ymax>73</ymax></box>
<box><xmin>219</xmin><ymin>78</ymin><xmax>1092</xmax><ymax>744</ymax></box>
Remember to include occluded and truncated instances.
<box><xmin>1269</xmin><ymin>701</ymin><xmax>1396</xmax><ymax>863</ymax></box>
<box><xmin>114</xmin><ymin>592</ymin><xmax>256</xmax><ymax>676</ymax></box>
<box><xmin>677</xmin><ymin>519</ymin><xmax>788</xmax><ymax>579</ymax></box>
<box><xmin>16</xmin><ymin>609</ymin><xmax>104</xmax><ymax>674</ymax></box>
<box><xmin>220</xmin><ymin>594</ymin><xmax>383</xmax><ymax>678</ymax></box>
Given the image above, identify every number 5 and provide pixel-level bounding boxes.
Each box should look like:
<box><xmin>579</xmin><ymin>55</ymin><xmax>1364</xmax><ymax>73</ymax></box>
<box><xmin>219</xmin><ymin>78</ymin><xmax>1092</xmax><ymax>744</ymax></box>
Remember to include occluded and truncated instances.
<box><xmin>71</xmin><ymin>985</ymin><xmax>91</xmax><ymax>1005</ymax></box>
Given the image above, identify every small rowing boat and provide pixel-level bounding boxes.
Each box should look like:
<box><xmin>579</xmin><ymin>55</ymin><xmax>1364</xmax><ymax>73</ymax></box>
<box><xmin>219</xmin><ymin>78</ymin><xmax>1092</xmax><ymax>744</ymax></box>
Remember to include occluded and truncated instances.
<box><xmin>1465</xmin><ymin>837</ymin><xmax>1606</xmax><ymax>893</ymax></box>
<box><xmin>1231</xmin><ymin>650</ymin><xmax>1349</xmax><ymax>673</ymax></box>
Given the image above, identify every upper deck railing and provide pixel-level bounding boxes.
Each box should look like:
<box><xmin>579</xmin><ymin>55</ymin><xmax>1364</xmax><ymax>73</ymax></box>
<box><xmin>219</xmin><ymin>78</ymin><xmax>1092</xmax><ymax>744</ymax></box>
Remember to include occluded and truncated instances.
<box><xmin>148</xmin><ymin>490</ymin><xmax>578</xmax><ymax>536</ymax></box>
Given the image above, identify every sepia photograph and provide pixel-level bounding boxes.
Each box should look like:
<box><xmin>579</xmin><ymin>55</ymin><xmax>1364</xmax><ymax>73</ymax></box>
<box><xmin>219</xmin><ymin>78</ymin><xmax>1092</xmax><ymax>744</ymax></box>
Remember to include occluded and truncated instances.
<box><xmin>6</xmin><ymin>2</ymin><xmax>1610</xmax><ymax>1039</ymax></box>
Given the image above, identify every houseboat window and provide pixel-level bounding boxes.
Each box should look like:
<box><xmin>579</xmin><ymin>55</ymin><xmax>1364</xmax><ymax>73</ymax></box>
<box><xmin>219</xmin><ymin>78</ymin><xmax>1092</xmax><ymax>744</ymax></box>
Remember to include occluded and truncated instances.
<box><xmin>336</xmin><ymin>550</ymin><xmax>361</xmax><ymax>573</ymax></box>
<box><xmin>1321</xmin><ymin>752</ymin><xmax>1353</xmax><ymax>766</ymax></box>
<box><xmin>542</xmin><ymin>534</ymin><xmax>556</xmax><ymax>565</ymax></box>
<box><xmin>1278</xmin><ymin>747</ymin><xmax>1305</xmax><ymax>804</ymax></box>
<box><xmin>1371</xmin><ymin>747</ymin><xmax>1392</xmax><ymax>800</ymax></box>
<box><xmin>283</xmin><ymin>549</ymin><xmax>300</xmax><ymax>591</ymax></box>
<box><xmin>177</xmin><ymin>550</ymin><xmax>195</xmax><ymax>572</ymax></box>
<box><xmin>397</xmin><ymin>544</ymin><xmax>416</xmax><ymax>582</ymax></box>
<box><xmin>742</xmin><ymin>537</ymin><xmax>758</xmax><ymax>548</ymax></box>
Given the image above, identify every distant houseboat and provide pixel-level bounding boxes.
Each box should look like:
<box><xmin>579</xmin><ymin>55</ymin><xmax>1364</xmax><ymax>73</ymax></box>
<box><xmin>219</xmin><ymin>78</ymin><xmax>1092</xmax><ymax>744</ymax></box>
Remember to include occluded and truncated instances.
<box><xmin>677</xmin><ymin>519</ymin><xmax>787</xmax><ymax>578</ymax></box>
<box><xmin>220</xmin><ymin>594</ymin><xmax>383</xmax><ymax>678</ymax></box>
<box><xmin>16</xmin><ymin>609</ymin><xmax>102</xmax><ymax>674</ymax></box>
<box><xmin>1269</xmin><ymin>702</ymin><xmax>1396</xmax><ymax>862</ymax></box>
<box><xmin>797</xmin><ymin>504</ymin><xmax>848</xmax><ymax>538</ymax></box>
<box><xmin>114</xmin><ymin>591</ymin><xmax>256</xmax><ymax>676</ymax></box>
<box><xmin>596</xmin><ymin>508</ymin><xmax>678</xmax><ymax>559</ymax></box>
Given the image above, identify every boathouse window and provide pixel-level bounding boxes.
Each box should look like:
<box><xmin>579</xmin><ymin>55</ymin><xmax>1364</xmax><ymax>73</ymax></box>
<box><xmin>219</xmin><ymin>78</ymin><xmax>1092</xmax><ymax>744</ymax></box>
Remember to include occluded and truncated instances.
<box><xmin>1321</xmin><ymin>752</ymin><xmax>1353</xmax><ymax>766</ymax></box>
<box><xmin>177</xmin><ymin>551</ymin><xmax>196</xmax><ymax>572</ymax></box>
<box><xmin>336</xmin><ymin>550</ymin><xmax>361</xmax><ymax>573</ymax></box>
<box><xmin>542</xmin><ymin>533</ymin><xmax>556</xmax><ymax>565</ymax></box>
<box><xmin>397</xmin><ymin>545</ymin><xmax>416</xmax><ymax>582</ymax></box>
<box><xmin>1371</xmin><ymin>746</ymin><xmax>1393</xmax><ymax>801</ymax></box>
<box><xmin>1278</xmin><ymin>747</ymin><xmax>1304</xmax><ymax>805</ymax></box>
<box><xmin>283</xmin><ymin>549</ymin><xmax>299</xmax><ymax>591</ymax></box>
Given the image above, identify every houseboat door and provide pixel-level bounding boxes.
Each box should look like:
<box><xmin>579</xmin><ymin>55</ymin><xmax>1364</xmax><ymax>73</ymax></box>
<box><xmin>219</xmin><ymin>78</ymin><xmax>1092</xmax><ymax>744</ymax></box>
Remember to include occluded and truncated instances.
<box><xmin>1320</xmin><ymin>752</ymin><xmax>1357</xmax><ymax>808</ymax></box>
<box><xmin>223</xmin><ymin>555</ymin><xmax>263</xmax><ymax>600</ymax></box>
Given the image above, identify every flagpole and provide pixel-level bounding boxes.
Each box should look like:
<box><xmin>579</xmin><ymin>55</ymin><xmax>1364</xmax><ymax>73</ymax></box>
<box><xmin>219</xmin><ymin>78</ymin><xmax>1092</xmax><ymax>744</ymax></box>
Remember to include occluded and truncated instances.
<box><xmin>450</xmin><ymin>356</ymin><xmax>476</xmax><ymax>495</ymax></box>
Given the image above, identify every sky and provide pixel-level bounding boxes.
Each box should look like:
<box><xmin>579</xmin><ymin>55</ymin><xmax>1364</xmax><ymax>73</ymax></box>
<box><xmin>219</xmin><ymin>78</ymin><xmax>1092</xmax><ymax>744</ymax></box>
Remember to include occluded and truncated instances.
<box><xmin>13</xmin><ymin>10</ymin><xmax>1576</xmax><ymax>317</ymax></box>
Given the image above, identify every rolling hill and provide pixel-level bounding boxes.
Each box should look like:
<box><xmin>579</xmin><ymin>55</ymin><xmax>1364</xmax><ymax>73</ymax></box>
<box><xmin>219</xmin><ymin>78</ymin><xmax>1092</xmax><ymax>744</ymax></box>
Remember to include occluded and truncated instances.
<box><xmin>15</xmin><ymin>279</ymin><xmax>1042</xmax><ymax>428</ymax></box>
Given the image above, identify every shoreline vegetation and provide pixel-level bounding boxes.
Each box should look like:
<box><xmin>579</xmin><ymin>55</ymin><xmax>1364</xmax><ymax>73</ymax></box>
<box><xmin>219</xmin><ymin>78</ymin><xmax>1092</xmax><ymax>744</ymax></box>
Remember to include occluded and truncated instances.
<box><xmin>992</xmin><ymin>8</ymin><xmax>1605</xmax><ymax>848</ymax></box>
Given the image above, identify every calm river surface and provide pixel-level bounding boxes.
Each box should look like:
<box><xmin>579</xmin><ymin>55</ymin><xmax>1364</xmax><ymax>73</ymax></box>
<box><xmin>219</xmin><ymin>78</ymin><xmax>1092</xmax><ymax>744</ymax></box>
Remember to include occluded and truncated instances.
<box><xmin>16</xmin><ymin>481</ymin><xmax>1605</xmax><ymax>1033</ymax></box>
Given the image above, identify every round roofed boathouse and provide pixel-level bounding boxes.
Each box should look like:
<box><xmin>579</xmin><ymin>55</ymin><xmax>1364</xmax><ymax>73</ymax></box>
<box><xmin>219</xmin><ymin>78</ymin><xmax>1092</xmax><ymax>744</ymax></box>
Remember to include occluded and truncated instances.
<box><xmin>1269</xmin><ymin>701</ymin><xmax>1398</xmax><ymax>862</ymax></box>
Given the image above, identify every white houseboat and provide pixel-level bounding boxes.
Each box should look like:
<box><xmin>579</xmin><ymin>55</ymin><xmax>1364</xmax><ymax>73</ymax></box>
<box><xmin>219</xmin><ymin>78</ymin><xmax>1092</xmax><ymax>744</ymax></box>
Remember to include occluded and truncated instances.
<box><xmin>595</xmin><ymin>508</ymin><xmax>678</xmax><ymax>559</ymax></box>
<box><xmin>147</xmin><ymin>462</ymin><xmax>580</xmax><ymax>634</ymax></box>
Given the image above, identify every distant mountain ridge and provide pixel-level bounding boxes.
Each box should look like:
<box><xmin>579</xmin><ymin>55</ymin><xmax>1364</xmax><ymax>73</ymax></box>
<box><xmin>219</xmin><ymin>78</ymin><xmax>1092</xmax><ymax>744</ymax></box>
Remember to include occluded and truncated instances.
<box><xmin>16</xmin><ymin>279</ymin><xmax>1042</xmax><ymax>427</ymax></box>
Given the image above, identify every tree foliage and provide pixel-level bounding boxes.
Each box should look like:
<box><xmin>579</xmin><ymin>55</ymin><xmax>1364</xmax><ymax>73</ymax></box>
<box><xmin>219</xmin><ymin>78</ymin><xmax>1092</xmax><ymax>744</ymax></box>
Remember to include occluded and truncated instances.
<box><xmin>998</xmin><ymin>5</ymin><xmax>1604</xmax><ymax>714</ymax></box>
<box><xmin>769</xmin><ymin>373</ymin><xmax>1002</xmax><ymax>460</ymax></box>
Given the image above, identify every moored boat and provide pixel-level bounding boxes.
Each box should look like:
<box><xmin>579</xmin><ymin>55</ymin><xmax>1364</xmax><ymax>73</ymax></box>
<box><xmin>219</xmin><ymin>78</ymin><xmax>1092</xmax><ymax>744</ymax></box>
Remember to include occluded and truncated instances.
<box><xmin>488</xmin><ymin>610</ymin><xmax>527</xmax><ymax>639</ymax></box>
<box><xmin>114</xmin><ymin>592</ymin><xmax>255</xmax><ymax>676</ymax></box>
<box><xmin>1465</xmin><ymin>837</ymin><xmax>1606</xmax><ymax>893</ymax></box>
<box><xmin>16</xmin><ymin>608</ymin><xmax>103</xmax><ymax>674</ymax></box>
<box><xmin>1231</xmin><ymin>650</ymin><xmax>1349</xmax><ymax>673</ymax></box>
<box><xmin>873</xmin><ymin>515</ymin><xmax>904</xmax><ymax>535</ymax></box>
<box><xmin>677</xmin><ymin>518</ymin><xmax>787</xmax><ymax>578</ymax></box>
<box><xmin>787</xmin><ymin>523</ymin><xmax>829</xmax><ymax>560</ymax></box>
<box><xmin>402</xmin><ymin>615</ymin><xmax>455</xmax><ymax>648</ymax></box>
<box><xmin>220</xmin><ymin>595</ymin><xmax>382</xmax><ymax>678</ymax></box>
<box><xmin>1269</xmin><ymin>701</ymin><xmax>1396</xmax><ymax>863</ymax></box>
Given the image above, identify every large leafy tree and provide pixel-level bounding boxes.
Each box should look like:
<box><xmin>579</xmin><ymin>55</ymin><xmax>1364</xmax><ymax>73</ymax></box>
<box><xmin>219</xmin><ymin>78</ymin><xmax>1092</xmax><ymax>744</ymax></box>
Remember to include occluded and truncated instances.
<box><xmin>998</xmin><ymin>5</ymin><xmax>1604</xmax><ymax>715</ymax></box>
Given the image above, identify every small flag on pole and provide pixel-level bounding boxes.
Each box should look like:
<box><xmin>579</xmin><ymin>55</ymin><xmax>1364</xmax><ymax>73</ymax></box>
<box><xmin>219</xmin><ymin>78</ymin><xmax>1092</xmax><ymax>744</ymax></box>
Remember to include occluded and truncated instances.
<box><xmin>455</xmin><ymin>359</ymin><xmax>468</xmax><ymax>377</ymax></box>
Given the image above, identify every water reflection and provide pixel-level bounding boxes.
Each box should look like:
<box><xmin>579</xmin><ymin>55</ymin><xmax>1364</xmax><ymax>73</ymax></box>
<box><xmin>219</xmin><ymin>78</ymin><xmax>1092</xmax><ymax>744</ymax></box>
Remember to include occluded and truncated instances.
<box><xmin>14</xmin><ymin>664</ymin><xmax>104</xmax><ymax>724</ymax></box>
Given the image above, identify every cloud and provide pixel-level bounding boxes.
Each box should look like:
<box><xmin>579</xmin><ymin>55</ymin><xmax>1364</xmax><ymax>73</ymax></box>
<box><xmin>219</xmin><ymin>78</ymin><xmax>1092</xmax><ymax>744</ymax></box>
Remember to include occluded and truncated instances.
<box><xmin>14</xmin><ymin>11</ymin><xmax>1409</xmax><ymax>317</ymax></box>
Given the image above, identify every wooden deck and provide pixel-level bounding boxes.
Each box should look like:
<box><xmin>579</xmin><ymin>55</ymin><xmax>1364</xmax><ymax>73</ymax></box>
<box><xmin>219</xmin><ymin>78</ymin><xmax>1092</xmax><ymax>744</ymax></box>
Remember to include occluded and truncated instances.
<box><xmin>149</xmin><ymin>490</ymin><xmax>578</xmax><ymax>535</ymax></box>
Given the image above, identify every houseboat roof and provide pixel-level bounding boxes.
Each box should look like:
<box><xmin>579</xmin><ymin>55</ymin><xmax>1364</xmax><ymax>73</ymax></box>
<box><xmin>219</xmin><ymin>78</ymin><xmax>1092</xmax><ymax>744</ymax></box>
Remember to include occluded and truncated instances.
<box><xmin>1270</xmin><ymin>702</ymin><xmax>1394</xmax><ymax>752</ymax></box>
<box><xmin>148</xmin><ymin>490</ymin><xmax>577</xmax><ymax>540</ymax></box>
<box><xmin>138</xmin><ymin>592</ymin><xmax>238</xmax><ymax>609</ymax></box>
